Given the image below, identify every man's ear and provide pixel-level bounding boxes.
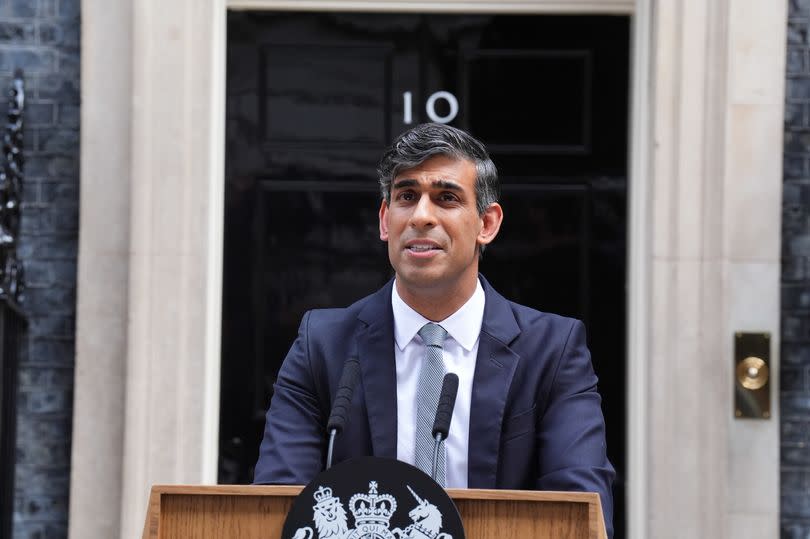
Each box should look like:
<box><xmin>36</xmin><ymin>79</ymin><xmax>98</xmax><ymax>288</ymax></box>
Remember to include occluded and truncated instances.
<box><xmin>379</xmin><ymin>200</ymin><xmax>389</xmax><ymax>241</ymax></box>
<box><xmin>477</xmin><ymin>202</ymin><xmax>503</xmax><ymax>247</ymax></box>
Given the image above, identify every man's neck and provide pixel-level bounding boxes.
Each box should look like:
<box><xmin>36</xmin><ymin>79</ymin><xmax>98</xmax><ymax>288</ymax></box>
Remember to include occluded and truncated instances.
<box><xmin>394</xmin><ymin>272</ymin><xmax>479</xmax><ymax>322</ymax></box>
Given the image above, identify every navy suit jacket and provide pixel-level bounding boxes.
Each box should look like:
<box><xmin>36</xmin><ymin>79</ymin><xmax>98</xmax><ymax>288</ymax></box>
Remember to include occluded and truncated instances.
<box><xmin>254</xmin><ymin>276</ymin><xmax>614</xmax><ymax>537</ymax></box>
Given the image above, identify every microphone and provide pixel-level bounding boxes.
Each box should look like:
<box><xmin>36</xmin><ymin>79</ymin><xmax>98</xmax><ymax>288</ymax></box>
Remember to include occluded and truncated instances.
<box><xmin>431</xmin><ymin>373</ymin><xmax>459</xmax><ymax>482</ymax></box>
<box><xmin>325</xmin><ymin>358</ymin><xmax>361</xmax><ymax>470</ymax></box>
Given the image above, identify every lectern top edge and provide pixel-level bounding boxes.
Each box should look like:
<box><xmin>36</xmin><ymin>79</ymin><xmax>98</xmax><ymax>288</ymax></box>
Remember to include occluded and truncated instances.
<box><xmin>150</xmin><ymin>484</ymin><xmax>601</xmax><ymax>505</ymax></box>
<box><xmin>150</xmin><ymin>484</ymin><xmax>305</xmax><ymax>497</ymax></box>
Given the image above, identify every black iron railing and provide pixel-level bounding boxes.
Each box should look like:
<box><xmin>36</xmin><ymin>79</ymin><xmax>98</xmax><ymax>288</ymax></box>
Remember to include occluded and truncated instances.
<box><xmin>0</xmin><ymin>69</ymin><xmax>24</xmax><ymax>302</ymax></box>
<box><xmin>0</xmin><ymin>69</ymin><xmax>27</xmax><ymax>539</ymax></box>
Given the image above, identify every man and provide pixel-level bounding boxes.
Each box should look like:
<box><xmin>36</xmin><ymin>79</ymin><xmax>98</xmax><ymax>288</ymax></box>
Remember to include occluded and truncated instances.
<box><xmin>254</xmin><ymin>123</ymin><xmax>615</xmax><ymax>536</ymax></box>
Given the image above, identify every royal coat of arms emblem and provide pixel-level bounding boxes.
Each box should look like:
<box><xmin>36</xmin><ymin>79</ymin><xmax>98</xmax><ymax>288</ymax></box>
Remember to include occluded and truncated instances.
<box><xmin>291</xmin><ymin>481</ymin><xmax>453</xmax><ymax>539</ymax></box>
<box><xmin>280</xmin><ymin>456</ymin><xmax>464</xmax><ymax>539</ymax></box>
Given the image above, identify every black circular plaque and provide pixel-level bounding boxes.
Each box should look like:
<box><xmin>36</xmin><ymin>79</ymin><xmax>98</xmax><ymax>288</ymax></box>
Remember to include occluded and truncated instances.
<box><xmin>281</xmin><ymin>456</ymin><xmax>465</xmax><ymax>539</ymax></box>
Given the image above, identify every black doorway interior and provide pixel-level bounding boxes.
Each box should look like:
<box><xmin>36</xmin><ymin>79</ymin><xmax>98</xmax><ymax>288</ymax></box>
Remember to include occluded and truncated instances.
<box><xmin>221</xmin><ymin>11</ymin><xmax>629</xmax><ymax>537</ymax></box>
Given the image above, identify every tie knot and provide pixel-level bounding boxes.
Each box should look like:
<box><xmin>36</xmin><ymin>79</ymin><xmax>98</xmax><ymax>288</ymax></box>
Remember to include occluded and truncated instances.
<box><xmin>418</xmin><ymin>323</ymin><xmax>447</xmax><ymax>348</ymax></box>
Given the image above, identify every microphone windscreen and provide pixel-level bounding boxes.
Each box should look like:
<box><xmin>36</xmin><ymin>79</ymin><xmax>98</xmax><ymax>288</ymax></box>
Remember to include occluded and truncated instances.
<box><xmin>432</xmin><ymin>373</ymin><xmax>459</xmax><ymax>439</ymax></box>
<box><xmin>326</xmin><ymin>358</ymin><xmax>361</xmax><ymax>433</ymax></box>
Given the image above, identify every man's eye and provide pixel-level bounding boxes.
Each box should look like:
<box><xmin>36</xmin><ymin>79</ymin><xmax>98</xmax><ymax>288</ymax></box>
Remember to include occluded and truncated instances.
<box><xmin>440</xmin><ymin>193</ymin><xmax>458</xmax><ymax>202</ymax></box>
<box><xmin>398</xmin><ymin>191</ymin><xmax>416</xmax><ymax>201</ymax></box>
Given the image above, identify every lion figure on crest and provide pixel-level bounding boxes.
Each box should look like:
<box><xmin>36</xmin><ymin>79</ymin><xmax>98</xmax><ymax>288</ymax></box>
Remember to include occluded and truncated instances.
<box><xmin>292</xmin><ymin>486</ymin><xmax>349</xmax><ymax>539</ymax></box>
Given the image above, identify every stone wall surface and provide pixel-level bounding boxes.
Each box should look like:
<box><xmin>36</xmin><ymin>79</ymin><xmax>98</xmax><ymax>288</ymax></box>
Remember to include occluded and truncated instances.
<box><xmin>784</xmin><ymin>1</ymin><xmax>810</xmax><ymax>538</ymax></box>
<box><xmin>0</xmin><ymin>0</ymin><xmax>80</xmax><ymax>537</ymax></box>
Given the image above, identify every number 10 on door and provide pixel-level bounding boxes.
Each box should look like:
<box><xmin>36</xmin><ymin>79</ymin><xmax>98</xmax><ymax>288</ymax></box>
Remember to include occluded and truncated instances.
<box><xmin>403</xmin><ymin>91</ymin><xmax>459</xmax><ymax>125</ymax></box>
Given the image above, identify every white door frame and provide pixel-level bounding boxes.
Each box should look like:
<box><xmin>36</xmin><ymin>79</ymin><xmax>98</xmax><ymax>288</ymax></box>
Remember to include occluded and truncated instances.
<box><xmin>221</xmin><ymin>4</ymin><xmax>650</xmax><ymax>539</ymax></box>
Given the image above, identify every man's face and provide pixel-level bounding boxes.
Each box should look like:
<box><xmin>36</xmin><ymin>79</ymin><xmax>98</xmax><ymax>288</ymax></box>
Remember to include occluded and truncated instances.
<box><xmin>379</xmin><ymin>155</ymin><xmax>501</xmax><ymax>296</ymax></box>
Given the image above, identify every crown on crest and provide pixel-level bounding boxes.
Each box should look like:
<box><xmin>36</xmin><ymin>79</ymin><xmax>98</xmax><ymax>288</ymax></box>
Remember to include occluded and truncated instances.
<box><xmin>313</xmin><ymin>486</ymin><xmax>334</xmax><ymax>504</ymax></box>
<box><xmin>349</xmin><ymin>481</ymin><xmax>397</xmax><ymax>527</ymax></box>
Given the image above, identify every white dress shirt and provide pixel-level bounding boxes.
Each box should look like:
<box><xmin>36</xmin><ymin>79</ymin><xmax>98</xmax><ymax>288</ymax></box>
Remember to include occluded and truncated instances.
<box><xmin>392</xmin><ymin>278</ymin><xmax>485</xmax><ymax>488</ymax></box>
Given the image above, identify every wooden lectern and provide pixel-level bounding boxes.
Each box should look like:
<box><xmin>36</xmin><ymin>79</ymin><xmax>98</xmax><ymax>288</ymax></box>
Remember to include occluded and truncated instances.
<box><xmin>142</xmin><ymin>485</ymin><xmax>607</xmax><ymax>538</ymax></box>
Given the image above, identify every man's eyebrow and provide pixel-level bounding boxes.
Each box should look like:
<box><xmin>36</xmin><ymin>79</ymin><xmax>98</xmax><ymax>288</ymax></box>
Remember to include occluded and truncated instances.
<box><xmin>392</xmin><ymin>178</ymin><xmax>417</xmax><ymax>190</ymax></box>
<box><xmin>432</xmin><ymin>179</ymin><xmax>462</xmax><ymax>191</ymax></box>
<box><xmin>391</xmin><ymin>178</ymin><xmax>463</xmax><ymax>191</ymax></box>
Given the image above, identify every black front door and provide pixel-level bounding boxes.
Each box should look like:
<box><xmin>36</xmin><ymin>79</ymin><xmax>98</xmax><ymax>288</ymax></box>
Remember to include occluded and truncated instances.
<box><xmin>222</xmin><ymin>11</ymin><xmax>629</xmax><ymax>537</ymax></box>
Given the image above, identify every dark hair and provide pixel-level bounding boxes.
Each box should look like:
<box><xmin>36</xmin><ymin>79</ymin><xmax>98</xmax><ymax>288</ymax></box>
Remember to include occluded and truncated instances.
<box><xmin>377</xmin><ymin>123</ymin><xmax>499</xmax><ymax>215</ymax></box>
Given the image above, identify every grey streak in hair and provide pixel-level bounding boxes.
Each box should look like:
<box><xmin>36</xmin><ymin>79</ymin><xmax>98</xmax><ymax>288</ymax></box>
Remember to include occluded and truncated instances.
<box><xmin>377</xmin><ymin>123</ymin><xmax>500</xmax><ymax>216</ymax></box>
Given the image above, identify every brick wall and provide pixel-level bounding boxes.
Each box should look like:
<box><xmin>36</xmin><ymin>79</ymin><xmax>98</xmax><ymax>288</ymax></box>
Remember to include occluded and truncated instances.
<box><xmin>784</xmin><ymin>1</ymin><xmax>810</xmax><ymax>537</ymax></box>
<box><xmin>0</xmin><ymin>0</ymin><xmax>80</xmax><ymax>537</ymax></box>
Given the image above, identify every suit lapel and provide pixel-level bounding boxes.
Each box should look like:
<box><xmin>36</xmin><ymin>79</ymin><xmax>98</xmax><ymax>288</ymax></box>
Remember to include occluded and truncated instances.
<box><xmin>356</xmin><ymin>280</ymin><xmax>398</xmax><ymax>459</ymax></box>
<box><xmin>467</xmin><ymin>277</ymin><xmax>521</xmax><ymax>488</ymax></box>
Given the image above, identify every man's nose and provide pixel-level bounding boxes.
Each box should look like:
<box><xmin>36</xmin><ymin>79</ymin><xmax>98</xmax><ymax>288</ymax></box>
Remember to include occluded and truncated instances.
<box><xmin>409</xmin><ymin>195</ymin><xmax>436</xmax><ymax>228</ymax></box>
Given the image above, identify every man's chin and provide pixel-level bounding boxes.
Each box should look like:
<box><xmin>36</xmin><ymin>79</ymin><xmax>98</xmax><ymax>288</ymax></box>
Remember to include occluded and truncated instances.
<box><xmin>394</xmin><ymin>268</ymin><xmax>451</xmax><ymax>292</ymax></box>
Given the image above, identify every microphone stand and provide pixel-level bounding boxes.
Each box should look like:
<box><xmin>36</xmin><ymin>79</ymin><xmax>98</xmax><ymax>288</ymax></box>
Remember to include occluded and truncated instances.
<box><xmin>431</xmin><ymin>432</ymin><xmax>444</xmax><ymax>480</ymax></box>
<box><xmin>326</xmin><ymin>430</ymin><xmax>338</xmax><ymax>470</ymax></box>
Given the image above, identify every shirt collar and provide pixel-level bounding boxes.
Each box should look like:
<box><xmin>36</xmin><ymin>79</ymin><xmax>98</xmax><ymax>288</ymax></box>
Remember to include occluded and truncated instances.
<box><xmin>391</xmin><ymin>278</ymin><xmax>485</xmax><ymax>353</ymax></box>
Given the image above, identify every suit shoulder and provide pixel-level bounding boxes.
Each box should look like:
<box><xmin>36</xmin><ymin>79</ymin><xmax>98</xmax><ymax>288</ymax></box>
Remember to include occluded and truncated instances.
<box><xmin>301</xmin><ymin>289</ymin><xmax>380</xmax><ymax>327</ymax></box>
<box><xmin>507</xmin><ymin>300</ymin><xmax>581</xmax><ymax>334</ymax></box>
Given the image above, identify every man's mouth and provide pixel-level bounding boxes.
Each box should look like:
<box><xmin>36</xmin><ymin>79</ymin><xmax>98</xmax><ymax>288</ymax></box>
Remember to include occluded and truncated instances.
<box><xmin>406</xmin><ymin>244</ymin><xmax>441</xmax><ymax>252</ymax></box>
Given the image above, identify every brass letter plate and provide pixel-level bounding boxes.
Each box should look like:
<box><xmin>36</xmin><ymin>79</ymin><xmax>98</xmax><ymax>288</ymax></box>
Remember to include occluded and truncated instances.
<box><xmin>734</xmin><ymin>332</ymin><xmax>770</xmax><ymax>419</ymax></box>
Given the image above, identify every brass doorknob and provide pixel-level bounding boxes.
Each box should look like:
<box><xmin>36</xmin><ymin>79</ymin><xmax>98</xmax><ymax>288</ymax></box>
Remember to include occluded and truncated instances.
<box><xmin>736</xmin><ymin>356</ymin><xmax>769</xmax><ymax>390</ymax></box>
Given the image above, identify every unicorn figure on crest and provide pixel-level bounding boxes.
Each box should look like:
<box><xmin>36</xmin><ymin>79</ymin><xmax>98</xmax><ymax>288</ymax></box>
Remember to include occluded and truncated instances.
<box><xmin>391</xmin><ymin>486</ymin><xmax>453</xmax><ymax>539</ymax></box>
